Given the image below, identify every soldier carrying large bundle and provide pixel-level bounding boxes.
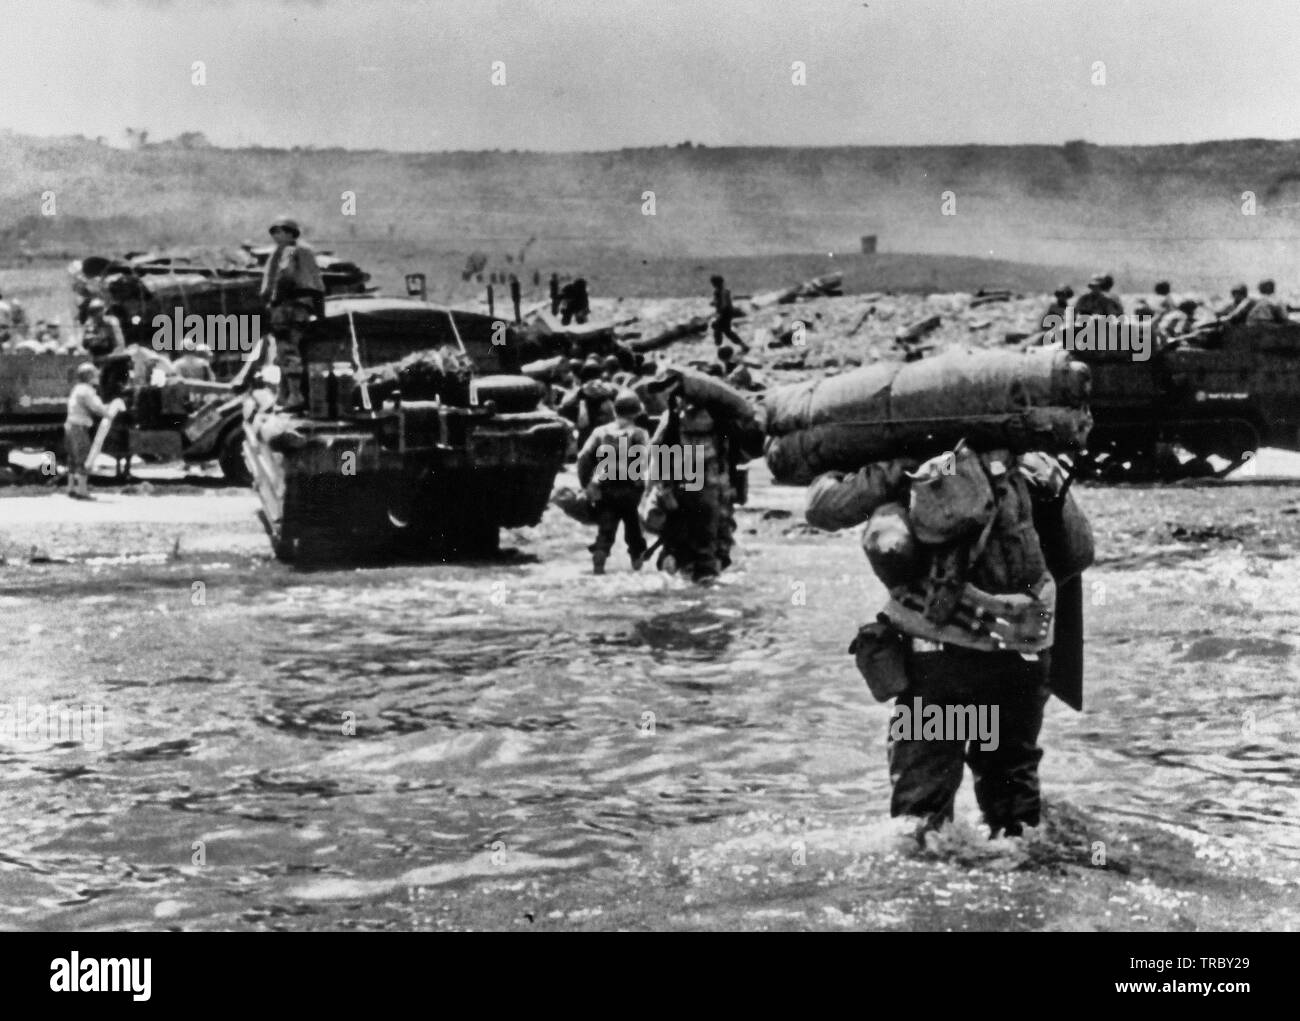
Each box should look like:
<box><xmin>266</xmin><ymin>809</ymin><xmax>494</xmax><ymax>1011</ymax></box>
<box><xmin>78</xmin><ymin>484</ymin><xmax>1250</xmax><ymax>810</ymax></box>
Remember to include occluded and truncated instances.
<box><xmin>807</xmin><ymin>443</ymin><xmax>1093</xmax><ymax>841</ymax></box>
<box><xmin>766</xmin><ymin>347</ymin><xmax>1095</xmax><ymax>842</ymax></box>
<box><xmin>640</xmin><ymin>367</ymin><xmax>760</xmax><ymax>583</ymax></box>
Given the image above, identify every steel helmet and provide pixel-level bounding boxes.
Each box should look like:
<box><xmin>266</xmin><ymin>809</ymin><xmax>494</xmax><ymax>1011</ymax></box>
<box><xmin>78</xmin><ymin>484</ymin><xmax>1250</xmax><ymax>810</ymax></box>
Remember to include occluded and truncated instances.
<box><xmin>268</xmin><ymin>215</ymin><xmax>301</xmax><ymax>237</ymax></box>
<box><xmin>613</xmin><ymin>389</ymin><xmax>643</xmax><ymax>418</ymax></box>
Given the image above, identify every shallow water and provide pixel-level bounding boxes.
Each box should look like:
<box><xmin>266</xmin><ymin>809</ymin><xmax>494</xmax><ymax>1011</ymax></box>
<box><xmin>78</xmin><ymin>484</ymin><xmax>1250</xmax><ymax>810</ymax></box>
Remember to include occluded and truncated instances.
<box><xmin>1</xmin><ymin>480</ymin><xmax>1298</xmax><ymax>930</ymax></box>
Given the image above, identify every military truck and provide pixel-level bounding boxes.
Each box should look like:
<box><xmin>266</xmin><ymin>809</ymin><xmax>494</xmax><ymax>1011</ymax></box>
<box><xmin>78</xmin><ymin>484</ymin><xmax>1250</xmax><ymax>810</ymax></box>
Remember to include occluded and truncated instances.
<box><xmin>70</xmin><ymin>246</ymin><xmax>370</xmax><ymax>381</ymax></box>
<box><xmin>242</xmin><ymin>296</ymin><xmax>571</xmax><ymax>563</ymax></box>
<box><xmin>0</xmin><ymin>350</ymin><xmax>82</xmax><ymax>460</ymax></box>
<box><xmin>1070</xmin><ymin>319</ymin><xmax>1300</xmax><ymax>479</ymax></box>
<box><xmin>0</xmin><ymin>349</ymin><xmax>250</xmax><ymax>483</ymax></box>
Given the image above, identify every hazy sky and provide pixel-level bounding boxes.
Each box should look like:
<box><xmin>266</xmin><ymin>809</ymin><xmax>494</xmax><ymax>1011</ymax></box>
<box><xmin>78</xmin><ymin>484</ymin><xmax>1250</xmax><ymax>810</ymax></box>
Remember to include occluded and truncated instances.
<box><xmin>3</xmin><ymin>0</ymin><xmax>1299</xmax><ymax>151</ymax></box>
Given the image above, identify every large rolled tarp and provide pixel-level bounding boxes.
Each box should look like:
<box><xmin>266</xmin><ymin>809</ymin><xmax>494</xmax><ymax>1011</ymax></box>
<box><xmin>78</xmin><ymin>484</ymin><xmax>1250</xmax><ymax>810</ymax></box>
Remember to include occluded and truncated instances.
<box><xmin>650</xmin><ymin>364</ymin><xmax>758</xmax><ymax>424</ymax></box>
<box><xmin>139</xmin><ymin>273</ymin><xmax>263</xmax><ymax>317</ymax></box>
<box><xmin>763</xmin><ymin>348</ymin><xmax>1092</xmax><ymax>485</ymax></box>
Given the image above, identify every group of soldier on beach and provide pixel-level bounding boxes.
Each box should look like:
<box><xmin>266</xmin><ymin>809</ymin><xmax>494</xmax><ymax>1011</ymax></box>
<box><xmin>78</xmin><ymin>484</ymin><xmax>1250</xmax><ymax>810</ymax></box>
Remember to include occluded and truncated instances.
<box><xmin>40</xmin><ymin>230</ymin><xmax>1275</xmax><ymax>848</ymax></box>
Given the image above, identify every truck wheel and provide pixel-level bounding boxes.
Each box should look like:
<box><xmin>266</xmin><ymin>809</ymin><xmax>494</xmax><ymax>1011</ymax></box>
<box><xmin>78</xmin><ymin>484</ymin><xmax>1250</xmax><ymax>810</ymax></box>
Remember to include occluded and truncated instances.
<box><xmin>219</xmin><ymin>430</ymin><xmax>252</xmax><ymax>486</ymax></box>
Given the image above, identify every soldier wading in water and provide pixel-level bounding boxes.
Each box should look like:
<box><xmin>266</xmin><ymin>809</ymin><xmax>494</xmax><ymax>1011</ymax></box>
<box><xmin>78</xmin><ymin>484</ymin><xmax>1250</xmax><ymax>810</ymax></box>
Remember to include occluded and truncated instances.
<box><xmin>576</xmin><ymin>390</ymin><xmax>650</xmax><ymax>575</ymax></box>
<box><xmin>641</xmin><ymin>384</ymin><xmax>755</xmax><ymax>584</ymax></box>
<box><xmin>807</xmin><ymin>441</ymin><xmax>1094</xmax><ymax>842</ymax></box>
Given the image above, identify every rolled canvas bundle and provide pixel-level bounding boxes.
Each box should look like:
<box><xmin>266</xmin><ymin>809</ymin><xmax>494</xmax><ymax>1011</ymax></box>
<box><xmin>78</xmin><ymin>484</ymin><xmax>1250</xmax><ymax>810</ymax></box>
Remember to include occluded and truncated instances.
<box><xmin>763</xmin><ymin>348</ymin><xmax>1092</xmax><ymax>484</ymax></box>
<box><xmin>637</xmin><ymin>364</ymin><xmax>758</xmax><ymax>424</ymax></box>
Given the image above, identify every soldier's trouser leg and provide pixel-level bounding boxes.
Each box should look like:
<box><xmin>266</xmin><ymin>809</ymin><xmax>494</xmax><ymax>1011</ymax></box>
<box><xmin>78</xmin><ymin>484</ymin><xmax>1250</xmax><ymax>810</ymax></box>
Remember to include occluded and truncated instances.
<box><xmin>589</xmin><ymin>501</ymin><xmax>622</xmax><ymax>559</ymax></box>
<box><xmin>657</xmin><ymin>512</ymin><xmax>689</xmax><ymax>573</ymax></box>
<box><xmin>888</xmin><ymin>647</ymin><xmax>1050</xmax><ymax>832</ymax></box>
<box><xmin>887</xmin><ymin>667</ymin><xmax>967</xmax><ymax>829</ymax></box>
<box><xmin>715</xmin><ymin>483</ymin><xmax>735</xmax><ymax>568</ymax></box>
<box><xmin>615</xmin><ymin>492</ymin><xmax>647</xmax><ymax>560</ymax></box>
<box><xmin>966</xmin><ymin>660</ymin><xmax>1050</xmax><ymax>833</ymax></box>
<box><xmin>677</xmin><ymin>484</ymin><xmax>722</xmax><ymax>581</ymax></box>
<box><xmin>269</xmin><ymin>304</ymin><xmax>307</xmax><ymax>407</ymax></box>
<box><xmin>277</xmin><ymin>330</ymin><xmax>303</xmax><ymax>407</ymax></box>
<box><xmin>722</xmin><ymin>323</ymin><xmax>749</xmax><ymax>352</ymax></box>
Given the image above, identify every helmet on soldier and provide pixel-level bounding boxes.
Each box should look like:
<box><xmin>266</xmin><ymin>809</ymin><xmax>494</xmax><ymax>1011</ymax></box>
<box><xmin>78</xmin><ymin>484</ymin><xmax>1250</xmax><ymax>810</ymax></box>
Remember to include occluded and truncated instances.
<box><xmin>268</xmin><ymin>215</ymin><xmax>301</xmax><ymax>238</ymax></box>
<box><xmin>613</xmin><ymin>389</ymin><xmax>643</xmax><ymax>418</ymax></box>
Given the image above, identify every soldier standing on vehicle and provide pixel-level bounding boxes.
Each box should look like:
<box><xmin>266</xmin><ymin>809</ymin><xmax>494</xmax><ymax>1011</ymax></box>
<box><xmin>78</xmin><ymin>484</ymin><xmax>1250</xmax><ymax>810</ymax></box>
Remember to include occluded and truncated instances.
<box><xmin>577</xmin><ymin>390</ymin><xmax>650</xmax><ymax>574</ymax></box>
<box><xmin>1218</xmin><ymin>283</ymin><xmax>1254</xmax><ymax>323</ymax></box>
<box><xmin>1156</xmin><ymin>299</ymin><xmax>1203</xmax><ymax>342</ymax></box>
<box><xmin>1040</xmin><ymin>286</ymin><xmax>1073</xmax><ymax>331</ymax></box>
<box><xmin>80</xmin><ymin>299</ymin><xmax>125</xmax><ymax>365</ymax></box>
<box><xmin>260</xmin><ymin>215</ymin><xmax>324</xmax><ymax>407</ymax></box>
<box><xmin>549</xmin><ymin>273</ymin><xmax>562</xmax><ymax>316</ymax></box>
<box><xmin>1248</xmin><ymin>279</ymin><xmax>1290</xmax><ymax>324</ymax></box>
<box><xmin>1099</xmin><ymin>274</ymin><xmax>1123</xmax><ymax>313</ymax></box>
<box><xmin>1074</xmin><ymin>275</ymin><xmax>1123</xmax><ymax>318</ymax></box>
<box><xmin>709</xmin><ymin>275</ymin><xmax>749</xmax><ymax>352</ymax></box>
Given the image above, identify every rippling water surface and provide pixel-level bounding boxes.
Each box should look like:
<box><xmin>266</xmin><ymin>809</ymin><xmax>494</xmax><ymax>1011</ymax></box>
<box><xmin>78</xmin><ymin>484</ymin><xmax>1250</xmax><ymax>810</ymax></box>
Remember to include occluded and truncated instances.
<box><xmin>2</xmin><ymin>484</ymin><xmax>1298</xmax><ymax>930</ymax></box>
